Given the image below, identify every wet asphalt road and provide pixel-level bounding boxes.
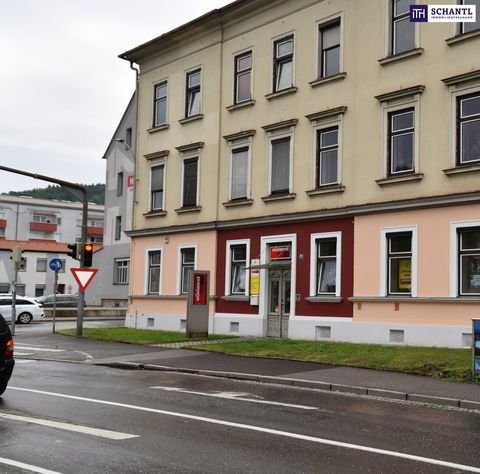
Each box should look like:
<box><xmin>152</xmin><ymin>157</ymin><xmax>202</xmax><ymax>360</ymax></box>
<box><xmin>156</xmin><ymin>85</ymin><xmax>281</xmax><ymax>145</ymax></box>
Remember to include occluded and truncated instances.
<box><xmin>1</xmin><ymin>321</ymin><xmax>480</xmax><ymax>473</ymax></box>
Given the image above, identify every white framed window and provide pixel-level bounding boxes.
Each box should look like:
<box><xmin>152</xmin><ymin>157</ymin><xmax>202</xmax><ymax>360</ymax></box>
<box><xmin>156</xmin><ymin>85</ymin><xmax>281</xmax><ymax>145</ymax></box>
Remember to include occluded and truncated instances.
<box><xmin>225</xmin><ymin>239</ymin><xmax>250</xmax><ymax>296</ymax></box>
<box><xmin>185</xmin><ymin>68</ymin><xmax>201</xmax><ymax>117</ymax></box>
<box><xmin>380</xmin><ymin>226</ymin><xmax>417</xmax><ymax>297</ymax></box>
<box><xmin>317</xmin><ymin>16</ymin><xmax>342</xmax><ymax>79</ymax></box>
<box><xmin>268</xmin><ymin>130</ymin><xmax>294</xmax><ymax>195</ymax></box>
<box><xmin>177</xmin><ymin>246</ymin><xmax>197</xmax><ymax>295</ymax></box>
<box><xmin>146</xmin><ymin>249</ymin><xmax>162</xmax><ymax>295</ymax></box>
<box><xmin>234</xmin><ymin>50</ymin><xmax>253</xmax><ymax>103</ymax></box>
<box><xmin>229</xmin><ymin>143</ymin><xmax>251</xmax><ymax>200</ymax></box>
<box><xmin>316</xmin><ymin>126</ymin><xmax>339</xmax><ymax>186</ymax></box>
<box><xmin>114</xmin><ymin>258</ymin><xmax>129</xmax><ymax>285</ymax></box>
<box><xmin>150</xmin><ymin>163</ymin><xmax>165</xmax><ymax>211</ymax></box>
<box><xmin>310</xmin><ymin>232</ymin><xmax>342</xmax><ymax>297</ymax></box>
<box><xmin>450</xmin><ymin>220</ymin><xmax>480</xmax><ymax>297</ymax></box>
<box><xmin>381</xmin><ymin>98</ymin><xmax>420</xmax><ymax>178</ymax></box>
<box><xmin>389</xmin><ymin>0</ymin><xmax>416</xmax><ymax>55</ymax></box>
<box><xmin>154</xmin><ymin>80</ymin><xmax>168</xmax><ymax>126</ymax></box>
<box><xmin>456</xmin><ymin>91</ymin><xmax>480</xmax><ymax>166</ymax></box>
<box><xmin>273</xmin><ymin>34</ymin><xmax>294</xmax><ymax>92</ymax></box>
<box><xmin>459</xmin><ymin>0</ymin><xmax>480</xmax><ymax>34</ymax></box>
<box><xmin>181</xmin><ymin>155</ymin><xmax>199</xmax><ymax>208</ymax></box>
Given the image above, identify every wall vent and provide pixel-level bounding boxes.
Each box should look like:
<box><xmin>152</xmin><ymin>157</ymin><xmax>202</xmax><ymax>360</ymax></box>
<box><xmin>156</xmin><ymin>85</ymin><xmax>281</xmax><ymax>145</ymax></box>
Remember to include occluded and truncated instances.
<box><xmin>147</xmin><ymin>317</ymin><xmax>154</xmax><ymax>328</ymax></box>
<box><xmin>230</xmin><ymin>321</ymin><xmax>240</xmax><ymax>333</ymax></box>
<box><xmin>389</xmin><ymin>329</ymin><xmax>404</xmax><ymax>343</ymax></box>
<box><xmin>180</xmin><ymin>319</ymin><xmax>187</xmax><ymax>330</ymax></box>
<box><xmin>316</xmin><ymin>326</ymin><xmax>331</xmax><ymax>339</ymax></box>
<box><xmin>462</xmin><ymin>332</ymin><xmax>472</xmax><ymax>348</ymax></box>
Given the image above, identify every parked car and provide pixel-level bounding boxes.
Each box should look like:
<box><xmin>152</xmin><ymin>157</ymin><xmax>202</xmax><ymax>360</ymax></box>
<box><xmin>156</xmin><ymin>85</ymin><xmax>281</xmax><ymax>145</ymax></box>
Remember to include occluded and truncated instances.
<box><xmin>0</xmin><ymin>296</ymin><xmax>45</xmax><ymax>324</ymax></box>
<box><xmin>36</xmin><ymin>294</ymin><xmax>80</xmax><ymax>308</ymax></box>
<box><xmin>0</xmin><ymin>313</ymin><xmax>14</xmax><ymax>395</ymax></box>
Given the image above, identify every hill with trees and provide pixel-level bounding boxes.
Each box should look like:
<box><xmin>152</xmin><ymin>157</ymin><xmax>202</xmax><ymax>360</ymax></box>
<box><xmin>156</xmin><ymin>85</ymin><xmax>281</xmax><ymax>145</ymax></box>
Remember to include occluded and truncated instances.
<box><xmin>4</xmin><ymin>183</ymin><xmax>105</xmax><ymax>205</ymax></box>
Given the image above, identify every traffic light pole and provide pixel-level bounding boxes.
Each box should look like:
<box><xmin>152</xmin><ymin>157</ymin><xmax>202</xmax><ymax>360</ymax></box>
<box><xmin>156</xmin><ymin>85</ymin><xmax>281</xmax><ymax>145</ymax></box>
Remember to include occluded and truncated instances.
<box><xmin>0</xmin><ymin>165</ymin><xmax>88</xmax><ymax>336</ymax></box>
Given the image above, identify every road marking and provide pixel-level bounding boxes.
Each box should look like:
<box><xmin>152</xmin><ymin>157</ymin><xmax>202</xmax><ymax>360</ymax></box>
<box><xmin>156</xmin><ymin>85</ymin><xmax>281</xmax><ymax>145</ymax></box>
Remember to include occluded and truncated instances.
<box><xmin>0</xmin><ymin>456</ymin><xmax>62</xmax><ymax>474</ymax></box>
<box><xmin>15</xmin><ymin>352</ymin><xmax>35</xmax><ymax>356</ymax></box>
<box><xmin>14</xmin><ymin>359</ymin><xmax>35</xmax><ymax>364</ymax></box>
<box><xmin>8</xmin><ymin>386</ymin><xmax>480</xmax><ymax>472</ymax></box>
<box><xmin>151</xmin><ymin>386</ymin><xmax>318</xmax><ymax>410</ymax></box>
<box><xmin>0</xmin><ymin>413</ymin><xmax>138</xmax><ymax>440</ymax></box>
<box><xmin>15</xmin><ymin>345</ymin><xmax>65</xmax><ymax>353</ymax></box>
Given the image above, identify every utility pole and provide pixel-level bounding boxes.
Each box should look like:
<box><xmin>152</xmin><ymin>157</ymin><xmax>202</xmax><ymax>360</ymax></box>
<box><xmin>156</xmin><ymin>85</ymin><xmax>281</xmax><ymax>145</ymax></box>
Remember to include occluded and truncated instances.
<box><xmin>0</xmin><ymin>165</ymin><xmax>88</xmax><ymax>336</ymax></box>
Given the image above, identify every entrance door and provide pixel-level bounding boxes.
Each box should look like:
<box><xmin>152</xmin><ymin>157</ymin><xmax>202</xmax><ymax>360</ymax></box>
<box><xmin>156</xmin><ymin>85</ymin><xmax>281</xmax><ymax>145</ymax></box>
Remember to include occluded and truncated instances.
<box><xmin>267</xmin><ymin>269</ymin><xmax>291</xmax><ymax>338</ymax></box>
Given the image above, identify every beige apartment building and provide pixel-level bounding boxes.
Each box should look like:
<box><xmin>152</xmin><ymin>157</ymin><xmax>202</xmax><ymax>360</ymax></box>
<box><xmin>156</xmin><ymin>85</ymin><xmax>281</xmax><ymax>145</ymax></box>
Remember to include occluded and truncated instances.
<box><xmin>121</xmin><ymin>0</ymin><xmax>480</xmax><ymax>347</ymax></box>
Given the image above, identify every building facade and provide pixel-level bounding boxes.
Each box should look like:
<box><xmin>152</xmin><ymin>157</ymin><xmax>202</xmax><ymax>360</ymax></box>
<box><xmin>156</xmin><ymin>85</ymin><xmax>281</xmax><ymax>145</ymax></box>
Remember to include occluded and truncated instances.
<box><xmin>121</xmin><ymin>0</ymin><xmax>480</xmax><ymax>347</ymax></box>
<box><xmin>0</xmin><ymin>195</ymin><xmax>104</xmax><ymax>298</ymax></box>
<box><xmin>90</xmin><ymin>94</ymin><xmax>136</xmax><ymax>307</ymax></box>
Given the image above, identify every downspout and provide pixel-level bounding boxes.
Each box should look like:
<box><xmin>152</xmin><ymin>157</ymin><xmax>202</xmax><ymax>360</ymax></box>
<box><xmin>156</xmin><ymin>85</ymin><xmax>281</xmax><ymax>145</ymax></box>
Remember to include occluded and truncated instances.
<box><xmin>129</xmin><ymin>60</ymin><xmax>140</xmax><ymax>313</ymax></box>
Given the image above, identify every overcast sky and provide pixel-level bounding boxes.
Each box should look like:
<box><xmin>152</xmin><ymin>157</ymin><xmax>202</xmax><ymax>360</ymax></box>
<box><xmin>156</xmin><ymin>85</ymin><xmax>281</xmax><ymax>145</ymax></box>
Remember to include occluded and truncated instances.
<box><xmin>0</xmin><ymin>0</ymin><xmax>232</xmax><ymax>194</ymax></box>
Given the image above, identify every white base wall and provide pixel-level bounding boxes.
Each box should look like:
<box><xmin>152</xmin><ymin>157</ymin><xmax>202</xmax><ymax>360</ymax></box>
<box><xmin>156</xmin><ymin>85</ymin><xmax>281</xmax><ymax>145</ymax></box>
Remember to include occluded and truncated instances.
<box><xmin>125</xmin><ymin>312</ymin><xmax>472</xmax><ymax>348</ymax></box>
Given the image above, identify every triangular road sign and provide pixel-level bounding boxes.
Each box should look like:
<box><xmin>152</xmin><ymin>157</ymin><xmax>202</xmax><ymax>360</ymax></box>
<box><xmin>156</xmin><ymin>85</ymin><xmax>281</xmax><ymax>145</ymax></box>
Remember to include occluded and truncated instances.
<box><xmin>71</xmin><ymin>268</ymin><xmax>98</xmax><ymax>292</ymax></box>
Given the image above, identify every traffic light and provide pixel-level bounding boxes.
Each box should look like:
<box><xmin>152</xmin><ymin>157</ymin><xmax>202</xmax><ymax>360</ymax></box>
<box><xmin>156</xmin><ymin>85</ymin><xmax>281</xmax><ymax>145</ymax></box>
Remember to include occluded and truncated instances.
<box><xmin>10</xmin><ymin>246</ymin><xmax>25</xmax><ymax>271</ymax></box>
<box><xmin>67</xmin><ymin>243</ymin><xmax>81</xmax><ymax>260</ymax></box>
<box><xmin>83</xmin><ymin>243</ymin><xmax>93</xmax><ymax>267</ymax></box>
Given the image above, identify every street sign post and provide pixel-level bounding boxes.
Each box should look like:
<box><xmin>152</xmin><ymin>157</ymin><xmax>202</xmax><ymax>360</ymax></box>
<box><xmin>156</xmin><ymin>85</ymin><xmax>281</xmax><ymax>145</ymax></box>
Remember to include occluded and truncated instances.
<box><xmin>49</xmin><ymin>258</ymin><xmax>63</xmax><ymax>333</ymax></box>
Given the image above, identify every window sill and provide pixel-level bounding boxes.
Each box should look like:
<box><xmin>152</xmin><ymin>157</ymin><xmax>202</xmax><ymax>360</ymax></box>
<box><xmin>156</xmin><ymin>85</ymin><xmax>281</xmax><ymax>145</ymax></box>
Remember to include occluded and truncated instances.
<box><xmin>306</xmin><ymin>184</ymin><xmax>345</xmax><ymax>196</ymax></box>
<box><xmin>306</xmin><ymin>296</ymin><xmax>343</xmax><ymax>303</ymax></box>
<box><xmin>221</xmin><ymin>295</ymin><xmax>250</xmax><ymax>302</ymax></box>
<box><xmin>261</xmin><ymin>193</ymin><xmax>296</xmax><ymax>203</ymax></box>
<box><xmin>178</xmin><ymin>114</ymin><xmax>204</xmax><ymax>125</ymax></box>
<box><xmin>226</xmin><ymin>100</ymin><xmax>256</xmax><ymax>112</ymax></box>
<box><xmin>143</xmin><ymin>210</ymin><xmax>167</xmax><ymax>218</ymax></box>
<box><xmin>378</xmin><ymin>48</ymin><xmax>424</xmax><ymax>66</ymax></box>
<box><xmin>443</xmin><ymin>163</ymin><xmax>480</xmax><ymax>176</ymax></box>
<box><xmin>147</xmin><ymin>124</ymin><xmax>169</xmax><ymax>134</ymax></box>
<box><xmin>223</xmin><ymin>198</ymin><xmax>254</xmax><ymax>208</ymax></box>
<box><xmin>175</xmin><ymin>206</ymin><xmax>202</xmax><ymax>214</ymax></box>
<box><xmin>309</xmin><ymin>72</ymin><xmax>347</xmax><ymax>88</ymax></box>
<box><xmin>265</xmin><ymin>87</ymin><xmax>298</xmax><ymax>101</ymax></box>
<box><xmin>376</xmin><ymin>173</ymin><xmax>424</xmax><ymax>186</ymax></box>
<box><xmin>446</xmin><ymin>29</ymin><xmax>480</xmax><ymax>46</ymax></box>
<box><xmin>350</xmin><ymin>296</ymin><xmax>480</xmax><ymax>303</ymax></box>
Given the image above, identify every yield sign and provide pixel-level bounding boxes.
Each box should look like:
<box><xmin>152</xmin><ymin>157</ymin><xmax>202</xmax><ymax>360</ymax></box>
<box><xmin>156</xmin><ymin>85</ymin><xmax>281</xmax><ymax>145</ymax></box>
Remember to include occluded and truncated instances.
<box><xmin>70</xmin><ymin>268</ymin><xmax>98</xmax><ymax>292</ymax></box>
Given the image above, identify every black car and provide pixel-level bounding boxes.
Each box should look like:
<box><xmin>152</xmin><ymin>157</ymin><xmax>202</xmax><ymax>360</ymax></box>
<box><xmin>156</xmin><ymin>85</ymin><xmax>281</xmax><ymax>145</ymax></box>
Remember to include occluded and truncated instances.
<box><xmin>0</xmin><ymin>314</ymin><xmax>14</xmax><ymax>396</ymax></box>
<box><xmin>36</xmin><ymin>294</ymin><xmax>79</xmax><ymax>308</ymax></box>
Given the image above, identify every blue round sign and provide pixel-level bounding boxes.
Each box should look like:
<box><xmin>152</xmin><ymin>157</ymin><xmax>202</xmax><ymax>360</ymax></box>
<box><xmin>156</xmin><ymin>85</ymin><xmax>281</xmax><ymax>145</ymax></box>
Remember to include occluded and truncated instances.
<box><xmin>49</xmin><ymin>258</ymin><xmax>63</xmax><ymax>272</ymax></box>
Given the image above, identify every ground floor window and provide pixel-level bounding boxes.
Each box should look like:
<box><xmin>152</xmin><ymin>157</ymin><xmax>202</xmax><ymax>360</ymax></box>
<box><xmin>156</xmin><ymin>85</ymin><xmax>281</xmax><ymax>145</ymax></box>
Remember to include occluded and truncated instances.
<box><xmin>180</xmin><ymin>248</ymin><xmax>195</xmax><ymax>294</ymax></box>
<box><xmin>386</xmin><ymin>232</ymin><xmax>412</xmax><ymax>295</ymax></box>
<box><xmin>458</xmin><ymin>227</ymin><xmax>480</xmax><ymax>295</ymax></box>
<box><xmin>114</xmin><ymin>259</ymin><xmax>129</xmax><ymax>285</ymax></box>
<box><xmin>35</xmin><ymin>285</ymin><xmax>45</xmax><ymax>297</ymax></box>
<box><xmin>310</xmin><ymin>232</ymin><xmax>341</xmax><ymax>297</ymax></box>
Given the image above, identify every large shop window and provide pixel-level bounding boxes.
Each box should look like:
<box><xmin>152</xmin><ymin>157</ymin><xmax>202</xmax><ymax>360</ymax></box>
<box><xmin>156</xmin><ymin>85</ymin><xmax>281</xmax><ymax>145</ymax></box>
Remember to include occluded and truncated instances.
<box><xmin>390</xmin><ymin>0</ymin><xmax>415</xmax><ymax>55</ymax></box>
<box><xmin>180</xmin><ymin>248</ymin><xmax>195</xmax><ymax>294</ymax></box>
<box><xmin>458</xmin><ymin>227</ymin><xmax>480</xmax><ymax>295</ymax></box>
<box><xmin>457</xmin><ymin>92</ymin><xmax>480</xmax><ymax>166</ymax></box>
<box><xmin>147</xmin><ymin>250</ymin><xmax>161</xmax><ymax>294</ymax></box>
<box><xmin>273</xmin><ymin>35</ymin><xmax>294</xmax><ymax>92</ymax></box>
<box><xmin>386</xmin><ymin>232</ymin><xmax>412</xmax><ymax>295</ymax></box>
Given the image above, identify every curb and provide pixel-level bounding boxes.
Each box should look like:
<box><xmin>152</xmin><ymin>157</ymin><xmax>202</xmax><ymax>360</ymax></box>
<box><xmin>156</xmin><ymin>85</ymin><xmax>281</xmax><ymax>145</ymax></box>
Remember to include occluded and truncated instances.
<box><xmin>97</xmin><ymin>361</ymin><xmax>480</xmax><ymax>411</ymax></box>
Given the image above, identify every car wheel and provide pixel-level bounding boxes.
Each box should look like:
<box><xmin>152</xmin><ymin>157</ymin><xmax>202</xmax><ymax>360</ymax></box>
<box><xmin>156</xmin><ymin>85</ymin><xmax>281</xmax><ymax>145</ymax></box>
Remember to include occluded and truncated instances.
<box><xmin>17</xmin><ymin>312</ymin><xmax>33</xmax><ymax>324</ymax></box>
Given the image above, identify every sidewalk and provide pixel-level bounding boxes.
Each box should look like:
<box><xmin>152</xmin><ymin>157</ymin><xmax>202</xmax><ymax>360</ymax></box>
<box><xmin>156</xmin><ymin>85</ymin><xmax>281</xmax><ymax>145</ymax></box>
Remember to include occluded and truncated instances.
<box><xmin>14</xmin><ymin>332</ymin><xmax>480</xmax><ymax>411</ymax></box>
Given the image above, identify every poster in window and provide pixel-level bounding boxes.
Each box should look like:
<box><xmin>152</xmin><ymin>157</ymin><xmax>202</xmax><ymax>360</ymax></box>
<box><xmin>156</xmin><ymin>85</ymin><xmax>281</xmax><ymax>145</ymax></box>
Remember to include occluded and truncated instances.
<box><xmin>398</xmin><ymin>259</ymin><xmax>411</xmax><ymax>290</ymax></box>
<box><xmin>469</xmin><ymin>257</ymin><xmax>480</xmax><ymax>289</ymax></box>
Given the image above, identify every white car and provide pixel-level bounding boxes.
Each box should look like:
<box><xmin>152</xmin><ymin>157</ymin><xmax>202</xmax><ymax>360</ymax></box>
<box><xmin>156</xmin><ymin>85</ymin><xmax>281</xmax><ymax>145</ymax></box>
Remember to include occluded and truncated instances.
<box><xmin>0</xmin><ymin>296</ymin><xmax>45</xmax><ymax>324</ymax></box>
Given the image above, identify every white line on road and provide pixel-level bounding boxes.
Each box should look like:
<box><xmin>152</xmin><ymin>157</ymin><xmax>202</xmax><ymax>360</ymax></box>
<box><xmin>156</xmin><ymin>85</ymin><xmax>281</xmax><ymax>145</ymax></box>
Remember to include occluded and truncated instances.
<box><xmin>14</xmin><ymin>359</ymin><xmax>35</xmax><ymax>364</ymax></box>
<box><xmin>15</xmin><ymin>352</ymin><xmax>35</xmax><ymax>356</ymax></box>
<box><xmin>0</xmin><ymin>456</ymin><xmax>62</xmax><ymax>474</ymax></box>
<box><xmin>0</xmin><ymin>413</ymin><xmax>138</xmax><ymax>440</ymax></box>
<box><xmin>151</xmin><ymin>386</ymin><xmax>318</xmax><ymax>410</ymax></box>
<box><xmin>8</xmin><ymin>386</ymin><xmax>480</xmax><ymax>472</ymax></box>
<box><xmin>15</xmin><ymin>345</ymin><xmax>65</xmax><ymax>352</ymax></box>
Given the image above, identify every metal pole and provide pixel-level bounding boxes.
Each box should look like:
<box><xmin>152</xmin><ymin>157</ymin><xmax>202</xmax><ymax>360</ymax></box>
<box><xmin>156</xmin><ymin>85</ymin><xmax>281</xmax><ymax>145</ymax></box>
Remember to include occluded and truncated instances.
<box><xmin>76</xmin><ymin>192</ymin><xmax>88</xmax><ymax>337</ymax></box>
<box><xmin>52</xmin><ymin>270</ymin><xmax>58</xmax><ymax>334</ymax></box>
<box><xmin>11</xmin><ymin>269</ymin><xmax>17</xmax><ymax>336</ymax></box>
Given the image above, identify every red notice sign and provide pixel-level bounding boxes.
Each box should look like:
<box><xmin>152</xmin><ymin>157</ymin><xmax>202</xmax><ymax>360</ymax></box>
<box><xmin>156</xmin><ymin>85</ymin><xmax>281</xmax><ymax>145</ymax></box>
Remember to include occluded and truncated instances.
<box><xmin>193</xmin><ymin>272</ymin><xmax>207</xmax><ymax>305</ymax></box>
<box><xmin>127</xmin><ymin>175</ymin><xmax>134</xmax><ymax>188</ymax></box>
<box><xmin>270</xmin><ymin>245</ymin><xmax>291</xmax><ymax>260</ymax></box>
<box><xmin>71</xmin><ymin>268</ymin><xmax>98</xmax><ymax>292</ymax></box>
